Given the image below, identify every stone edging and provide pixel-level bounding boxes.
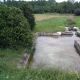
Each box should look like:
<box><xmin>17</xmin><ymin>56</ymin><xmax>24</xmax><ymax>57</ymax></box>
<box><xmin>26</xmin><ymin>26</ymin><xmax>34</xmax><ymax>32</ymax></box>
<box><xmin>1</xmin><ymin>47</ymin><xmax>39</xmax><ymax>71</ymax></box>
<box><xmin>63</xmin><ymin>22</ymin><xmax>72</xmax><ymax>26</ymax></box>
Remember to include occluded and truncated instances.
<box><xmin>17</xmin><ymin>53</ymin><xmax>30</xmax><ymax>69</ymax></box>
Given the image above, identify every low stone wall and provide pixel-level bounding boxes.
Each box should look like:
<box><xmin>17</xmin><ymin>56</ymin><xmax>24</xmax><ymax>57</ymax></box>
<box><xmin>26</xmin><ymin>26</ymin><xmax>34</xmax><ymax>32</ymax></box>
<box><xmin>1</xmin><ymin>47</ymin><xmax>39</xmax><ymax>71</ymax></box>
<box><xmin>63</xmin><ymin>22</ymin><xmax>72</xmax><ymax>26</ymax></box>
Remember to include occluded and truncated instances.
<box><xmin>74</xmin><ymin>40</ymin><xmax>80</xmax><ymax>55</ymax></box>
<box><xmin>36</xmin><ymin>32</ymin><xmax>60</xmax><ymax>36</ymax></box>
<box><xmin>61</xmin><ymin>31</ymin><xmax>73</xmax><ymax>35</ymax></box>
<box><xmin>17</xmin><ymin>53</ymin><xmax>30</xmax><ymax>69</ymax></box>
<box><xmin>76</xmin><ymin>31</ymin><xmax>80</xmax><ymax>37</ymax></box>
<box><xmin>36</xmin><ymin>32</ymin><xmax>73</xmax><ymax>36</ymax></box>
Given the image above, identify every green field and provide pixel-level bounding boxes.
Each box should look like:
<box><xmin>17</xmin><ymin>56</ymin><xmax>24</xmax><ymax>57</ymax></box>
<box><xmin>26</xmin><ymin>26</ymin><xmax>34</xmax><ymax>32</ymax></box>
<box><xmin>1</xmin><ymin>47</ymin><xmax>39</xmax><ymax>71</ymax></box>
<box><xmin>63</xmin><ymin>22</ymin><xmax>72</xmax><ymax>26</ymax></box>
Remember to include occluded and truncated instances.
<box><xmin>0</xmin><ymin>14</ymin><xmax>80</xmax><ymax>80</ymax></box>
<box><xmin>35</xmin><ymin>14</ymin><xmax>80</xmax><ymax>32</ymax></box>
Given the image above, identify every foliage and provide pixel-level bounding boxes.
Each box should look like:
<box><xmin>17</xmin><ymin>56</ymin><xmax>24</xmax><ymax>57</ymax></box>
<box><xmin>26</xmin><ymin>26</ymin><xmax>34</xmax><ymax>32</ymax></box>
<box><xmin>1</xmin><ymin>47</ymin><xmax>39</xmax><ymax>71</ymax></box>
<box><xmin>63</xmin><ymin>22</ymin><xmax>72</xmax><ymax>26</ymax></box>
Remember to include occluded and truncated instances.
<box><xmin>20</xmin><ymin>2</ymin><xmax>35</xmax><ymax>31</ymax></box>
<box><xmin>2</xmin><ymin>0</ymin><xmax>80</xmax><ymax>15</ymax></box>
<box><xmin>65</xmin><ymin>17</ymin><xmax>76</xmax><ymax>27</ymax></box>
<box><xmin>3</xmin><ymin>0</ymin><xmax>80</xmax><ymax>15</ymax></box>
<box><xmin>0</xmin><ymin>4</ymin><xmax>33</xmax><ymax>49</ymax></box>
<box><xmin>74</xmin><ymin>8</ymin><xmax>80</xmax><ymax>16</ymax></box>
<box><xmin>30</xmin><ymin>1</ymin><xmax>75</xmax><ymax>14</ymax></box>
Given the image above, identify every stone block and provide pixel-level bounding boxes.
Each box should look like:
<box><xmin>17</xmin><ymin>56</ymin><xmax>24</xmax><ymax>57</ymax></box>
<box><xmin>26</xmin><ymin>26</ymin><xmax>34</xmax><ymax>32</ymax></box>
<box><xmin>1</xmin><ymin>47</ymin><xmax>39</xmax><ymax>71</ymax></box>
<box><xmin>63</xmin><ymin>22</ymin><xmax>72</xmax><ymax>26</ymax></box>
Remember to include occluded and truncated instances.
<box><xmin>61</xmin><ymin>31</ymin><xmax>73</xmax><ymax>35</ymax></box>
<box><xmin>74</xmin><ymin>40</ymin><xmax>80</xmax><ymax>55</ymax></box>
<box><xmin>76</xmin><ymin>31</ymin><xmax>80</xmax><ymax>37</ymax></box>
<box><xmin>17</xmin><ymin>53</ymin><xmax>30</xmax><ymax>69</ymax></box>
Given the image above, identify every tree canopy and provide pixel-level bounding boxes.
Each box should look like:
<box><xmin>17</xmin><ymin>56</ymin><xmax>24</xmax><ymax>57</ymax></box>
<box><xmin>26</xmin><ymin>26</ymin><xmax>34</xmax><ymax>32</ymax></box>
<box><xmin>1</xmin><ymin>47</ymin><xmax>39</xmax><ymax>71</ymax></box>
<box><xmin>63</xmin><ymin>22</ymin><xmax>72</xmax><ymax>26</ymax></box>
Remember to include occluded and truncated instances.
<box><xmin>20</xmin><ymin>2</ymin><xmax>35</xmax><ymax>31</ymax></box>
<box><xmin>1</xmin><ymin>0</ymin><xmax>80</xmax><ymax>15</ymax></box>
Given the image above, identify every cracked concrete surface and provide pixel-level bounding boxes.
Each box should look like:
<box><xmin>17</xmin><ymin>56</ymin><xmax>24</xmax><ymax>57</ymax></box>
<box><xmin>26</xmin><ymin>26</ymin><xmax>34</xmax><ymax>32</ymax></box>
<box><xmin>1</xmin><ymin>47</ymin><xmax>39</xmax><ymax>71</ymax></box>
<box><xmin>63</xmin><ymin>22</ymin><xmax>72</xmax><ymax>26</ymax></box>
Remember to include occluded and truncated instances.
<box><xmin>31</xmin><ymin>32</ymin><xmax>80</xmax><ymax>72</ymax></box>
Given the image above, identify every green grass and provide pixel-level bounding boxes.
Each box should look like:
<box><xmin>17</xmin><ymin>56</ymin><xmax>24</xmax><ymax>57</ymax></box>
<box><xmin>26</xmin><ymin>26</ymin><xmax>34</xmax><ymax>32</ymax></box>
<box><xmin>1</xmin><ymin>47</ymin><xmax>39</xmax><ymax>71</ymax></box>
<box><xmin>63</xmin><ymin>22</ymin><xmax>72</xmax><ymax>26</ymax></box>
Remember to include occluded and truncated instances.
<box><xmin>35</xmin><ymin>14</ymin><xmax>80</xmax><ymax>33</ymax></box>
<box><xmin>0</xmin><ymin>67</ymin><xmax>80</xmax><ymax>80</ymax></box>
<box><xmin>35</xmin><ymin>17</ymin><xmax>65</xmax><ymax>32</ymax></box>
<box><xmin>0</xmin><ymin>47</ymin><xmax>80</xmax><ymax>80</ymax></box>
<box><xmin>0</xmin><ymin>49</ymin><xmax>24</xmax><ymax>73</ymax></box>
<box><xmin>75</xmin><ymin>16</ymin><xmax>80</xmax><ymax>27</ymax></box>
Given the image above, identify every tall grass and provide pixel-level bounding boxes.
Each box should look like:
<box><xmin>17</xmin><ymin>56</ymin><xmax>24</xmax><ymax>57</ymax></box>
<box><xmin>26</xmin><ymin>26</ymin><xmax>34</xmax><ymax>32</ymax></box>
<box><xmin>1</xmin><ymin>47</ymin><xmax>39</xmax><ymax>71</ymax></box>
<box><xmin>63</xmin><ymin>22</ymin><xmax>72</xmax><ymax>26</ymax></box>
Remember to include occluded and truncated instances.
<box><xmin>0</xmin><ymin>48</ymin><xmax>31</xmax><ymax>74</ymax></box>
<box><xmin>0</xmin><ymin>68</ymin><xmax>79</xmax><ymax>80</ymax></box>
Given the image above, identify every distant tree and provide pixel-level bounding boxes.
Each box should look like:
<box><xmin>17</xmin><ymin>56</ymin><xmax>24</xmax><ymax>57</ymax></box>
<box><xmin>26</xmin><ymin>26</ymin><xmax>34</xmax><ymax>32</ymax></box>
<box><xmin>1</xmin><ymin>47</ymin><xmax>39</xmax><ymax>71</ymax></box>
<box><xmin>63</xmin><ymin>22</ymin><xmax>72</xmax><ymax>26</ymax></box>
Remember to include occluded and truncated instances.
<box><xmin>74</xmin><ymin>2</ymin><xmax>79</xmax><ymax>9</ymax></box>
<box><xmin>20</xmin><ymin>2</ymin><xmax>35</xmax><ymax>30</ymax></box>
<box><xmin>50</xmin><ymin>3</ymin><xmax>58</xmax><ymax>13</ymax></box>
<box><xmin>78</xmin><ymin>2</ymin><xmax>80</xmax><ymax>8</ymax></box>
<box><xmin>48</xmin><ymin>0</ymin><xmax>56</xmax><ymax>5</ymax></box>
<box><xmin>60</xmin><ymin>1</ymin><xmax>74</xmax><ymax>13</ymax></box>
<box><xmin>74</xmin><ymin>8</ymin><xmax>80</xmax><ymax>16</ymax></box>
<box><xmin>4</xmin><ymin>0</ymin><xmax>6</xmax><ymax>4</ymax></box>
<box><xmin>67</xmin><ymin>0</ymin><xmax>75</xmax><ymax>4</ymax></box>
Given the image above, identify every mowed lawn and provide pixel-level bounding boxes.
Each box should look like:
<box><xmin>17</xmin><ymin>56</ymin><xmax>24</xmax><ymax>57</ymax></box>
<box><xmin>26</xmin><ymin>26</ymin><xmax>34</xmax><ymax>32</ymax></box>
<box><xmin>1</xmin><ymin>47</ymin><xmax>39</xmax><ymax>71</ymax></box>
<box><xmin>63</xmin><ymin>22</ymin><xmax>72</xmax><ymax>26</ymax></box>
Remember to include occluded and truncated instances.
<box><xmin>34</xmin><ymin>13</ymin><xmax>80</xmax><ymax>32</ymax></box>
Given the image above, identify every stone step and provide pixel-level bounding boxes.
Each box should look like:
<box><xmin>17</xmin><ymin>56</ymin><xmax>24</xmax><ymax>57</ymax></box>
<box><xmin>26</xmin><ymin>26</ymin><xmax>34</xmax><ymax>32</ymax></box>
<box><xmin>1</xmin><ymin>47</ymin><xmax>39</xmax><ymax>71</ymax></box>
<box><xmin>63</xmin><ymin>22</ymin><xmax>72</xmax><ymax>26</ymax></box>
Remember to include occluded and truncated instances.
<box><xmin>36</xmin><ymin>32</ymin><xmax>73</xmax><ymax>36</ymax></box>
<box><xmin>36</xmin><ymin>32</ymin><xmax>60</xmax><ymax>36</ymax></box>
<box><xmin>61</xmin><ymin>31</ymin><xmax>73</xmax><ymax>35</ymax></box>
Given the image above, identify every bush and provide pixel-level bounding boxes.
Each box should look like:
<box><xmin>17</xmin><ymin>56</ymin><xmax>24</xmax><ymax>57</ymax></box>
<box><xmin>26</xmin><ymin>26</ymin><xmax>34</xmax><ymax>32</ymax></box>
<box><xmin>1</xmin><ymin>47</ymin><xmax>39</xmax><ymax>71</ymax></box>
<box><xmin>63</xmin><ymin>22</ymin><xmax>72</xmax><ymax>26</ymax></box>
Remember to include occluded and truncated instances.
<box><xmin>0</xmin><ymin>4</ymin><xmax>33</xmax><ymax>49</ymax></box>
<box><xmin>74</xmin><ymin>8</ymin><xmax>80</xmax><ymax>16</ymax></box>
<box><xmin>65</xmin><ymin>17</ymin><xmax>76</xmax><ymax>28</ymax></box>
<box><xmin>20</xmin><ymin>2</ymin><xmax>35</xmax><ymax>31</ymax></box>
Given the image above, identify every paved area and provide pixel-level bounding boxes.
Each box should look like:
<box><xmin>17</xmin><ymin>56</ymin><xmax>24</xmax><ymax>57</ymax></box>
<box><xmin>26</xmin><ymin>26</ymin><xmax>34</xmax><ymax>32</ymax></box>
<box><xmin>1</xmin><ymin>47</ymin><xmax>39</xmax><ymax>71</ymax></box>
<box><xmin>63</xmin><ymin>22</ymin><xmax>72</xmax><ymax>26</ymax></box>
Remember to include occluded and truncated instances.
<box><xmin>31</xmin><ymin>33</ymin><xmax>80</xmax><ymax>72</ymax></box>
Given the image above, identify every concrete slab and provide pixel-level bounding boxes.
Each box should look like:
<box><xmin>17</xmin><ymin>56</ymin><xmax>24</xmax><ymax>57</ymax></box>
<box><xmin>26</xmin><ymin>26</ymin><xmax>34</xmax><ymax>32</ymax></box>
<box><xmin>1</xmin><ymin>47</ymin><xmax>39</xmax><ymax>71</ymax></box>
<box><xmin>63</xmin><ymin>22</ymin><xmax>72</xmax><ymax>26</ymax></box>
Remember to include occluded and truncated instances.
<box><xmin>31</xmin><ymin>33</ymin><xmax>80</xmax><ymax>72</ymax></box>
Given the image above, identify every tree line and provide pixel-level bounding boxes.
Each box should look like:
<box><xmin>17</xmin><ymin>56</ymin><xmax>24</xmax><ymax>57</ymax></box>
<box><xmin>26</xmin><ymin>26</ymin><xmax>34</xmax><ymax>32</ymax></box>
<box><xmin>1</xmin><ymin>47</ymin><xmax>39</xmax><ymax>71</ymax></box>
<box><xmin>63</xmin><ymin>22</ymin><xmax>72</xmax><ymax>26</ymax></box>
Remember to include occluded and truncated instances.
<box><xmin>30</xmin><ymin>0</ymin><xmax>80</xmax><ymax>14</ymax></box>
<box><xmin>1</xmin><ymin>0</ymin><xmax>80</xmax><ymax>15</ymax></box>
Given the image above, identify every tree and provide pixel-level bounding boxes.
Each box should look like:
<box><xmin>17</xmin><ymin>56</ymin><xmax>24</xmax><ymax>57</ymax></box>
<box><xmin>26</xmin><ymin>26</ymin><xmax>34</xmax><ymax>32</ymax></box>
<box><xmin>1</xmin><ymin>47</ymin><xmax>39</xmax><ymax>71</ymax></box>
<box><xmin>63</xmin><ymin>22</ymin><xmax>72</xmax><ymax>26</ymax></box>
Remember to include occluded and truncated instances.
<box><xmin>0</xmin><ymin>4</ymin><xmax>33</xmax><ymax>49</ymax></box>
<box><xmin>74</xmin><ymin>8</ymin><xmax>80</xmax><ymax>16</ymax></box>
<box><xmin>74</xmin><ymin>2</ymin><xmax>79</xmax><ymax>9</ymax></box>
<box><xmin>67</xmin><ymin>0</ymin><xmax>75</xmax><ymax>4</ymax></box>
<box><xmin>48</xmin><ymin>0</ymin><xmax>56</xmax><ymax>5</ymax></box>
<box><xmin>60</xmin><ymin>1</ymin><xmax>74</xmax><ymax>13</ymax></box>
<box><xmin>20</xmin><ymin>2</ymin><xmax>35</xmax><ymax>30</ymax></box>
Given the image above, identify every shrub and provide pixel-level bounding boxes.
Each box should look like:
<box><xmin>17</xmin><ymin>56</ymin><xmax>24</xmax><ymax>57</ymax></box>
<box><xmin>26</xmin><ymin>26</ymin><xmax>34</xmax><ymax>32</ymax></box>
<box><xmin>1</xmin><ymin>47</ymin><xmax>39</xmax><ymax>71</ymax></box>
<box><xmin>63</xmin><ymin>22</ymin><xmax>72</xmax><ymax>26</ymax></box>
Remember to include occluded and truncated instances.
<box><xmin>20</xmin><ymin>2</ymin><xmax>35</xmax><ymax>31</ymax></box>
<box><xmin>65</xmin><ymin>17</ymin><xmax>76</xmax><ymax>28</ymax></box>
<box><xmin>0</xmin><ymin>4</ymin><xmax>33</xmax><ymax>49</ymax></box>
<box><xmin>74</xmin><ymin>8</ymin><xmax>80</xmax><ymax>16</ymax></box>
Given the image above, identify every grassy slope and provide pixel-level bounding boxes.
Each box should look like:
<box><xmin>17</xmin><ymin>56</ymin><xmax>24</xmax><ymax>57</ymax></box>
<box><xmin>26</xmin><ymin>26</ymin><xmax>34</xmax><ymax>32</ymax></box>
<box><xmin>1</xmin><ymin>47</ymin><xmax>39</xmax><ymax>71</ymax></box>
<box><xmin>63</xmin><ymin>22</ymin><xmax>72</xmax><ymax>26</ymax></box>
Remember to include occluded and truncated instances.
<box><xmin>0</xmin><ymin>14</ymin><xmax>80</xmax><ymax>80</ymax></box>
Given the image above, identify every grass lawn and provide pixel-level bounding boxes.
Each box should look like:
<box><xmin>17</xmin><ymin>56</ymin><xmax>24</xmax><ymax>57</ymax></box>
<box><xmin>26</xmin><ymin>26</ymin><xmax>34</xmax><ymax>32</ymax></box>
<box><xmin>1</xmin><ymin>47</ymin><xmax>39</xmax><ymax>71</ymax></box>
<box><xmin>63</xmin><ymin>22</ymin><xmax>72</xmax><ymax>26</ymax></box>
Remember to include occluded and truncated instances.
<box><xmin>0</xmin><ymin>13</ymin><xmax>80</xmax><ymax>80</ymax></box>
<box><xmin>34</xmin><ymin>13</ymin><xmax>80</xmax><ymax>32</ymax></box>
<box><xmin>0</xmin><ymin>48</ymin><xmax>26</xmax><ymax>72</ymax></box>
